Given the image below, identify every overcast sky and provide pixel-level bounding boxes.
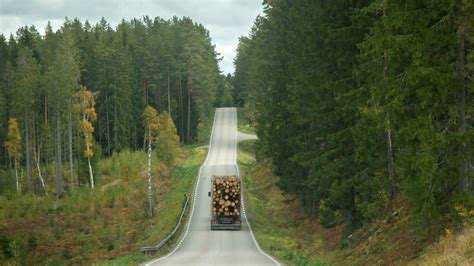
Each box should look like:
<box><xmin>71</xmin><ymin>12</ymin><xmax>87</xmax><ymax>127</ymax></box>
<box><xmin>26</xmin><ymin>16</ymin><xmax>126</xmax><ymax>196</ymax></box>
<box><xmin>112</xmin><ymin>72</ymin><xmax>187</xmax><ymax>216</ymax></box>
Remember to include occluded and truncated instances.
<box><xmin>0</xmin><ymin>0</ymin><xmax>263</xmax><ymax>74</ymax></box>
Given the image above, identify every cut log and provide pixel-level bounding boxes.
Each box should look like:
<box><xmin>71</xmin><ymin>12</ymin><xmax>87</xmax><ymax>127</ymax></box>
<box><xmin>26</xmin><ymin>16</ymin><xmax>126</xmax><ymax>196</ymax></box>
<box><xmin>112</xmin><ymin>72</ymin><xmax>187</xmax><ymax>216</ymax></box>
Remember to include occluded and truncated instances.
<box><xmin>211</xmin><ymin>175</ymin><xmax>241</xmax><ymax>217</ymax></box>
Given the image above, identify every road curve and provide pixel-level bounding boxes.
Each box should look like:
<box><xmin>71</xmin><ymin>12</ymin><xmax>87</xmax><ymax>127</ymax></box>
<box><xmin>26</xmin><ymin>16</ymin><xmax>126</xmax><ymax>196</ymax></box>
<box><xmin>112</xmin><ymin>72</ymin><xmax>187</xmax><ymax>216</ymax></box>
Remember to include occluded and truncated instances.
<box><xmin>146</xmin><ymin>108</ymin><xmax>278</xmax><ymax>265</ymax></box>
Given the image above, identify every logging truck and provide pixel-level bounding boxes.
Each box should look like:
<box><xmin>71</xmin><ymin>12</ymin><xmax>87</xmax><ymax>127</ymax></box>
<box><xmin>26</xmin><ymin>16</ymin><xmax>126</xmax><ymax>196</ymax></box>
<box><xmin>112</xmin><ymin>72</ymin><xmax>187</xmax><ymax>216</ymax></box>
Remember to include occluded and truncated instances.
<box><xmin>208</xmin><ymin>175</ymin><xmax>242</xmax><ymax>230</ymax></box>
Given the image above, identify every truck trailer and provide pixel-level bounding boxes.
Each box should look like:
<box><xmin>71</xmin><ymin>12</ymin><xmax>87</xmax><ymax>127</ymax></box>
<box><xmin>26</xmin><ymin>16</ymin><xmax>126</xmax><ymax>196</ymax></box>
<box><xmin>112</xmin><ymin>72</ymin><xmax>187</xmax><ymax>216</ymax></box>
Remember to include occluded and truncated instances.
<box><xmin>208</xmin><ymin>175</ymin><xmax>242</xmax><ymax>230</ymax></box>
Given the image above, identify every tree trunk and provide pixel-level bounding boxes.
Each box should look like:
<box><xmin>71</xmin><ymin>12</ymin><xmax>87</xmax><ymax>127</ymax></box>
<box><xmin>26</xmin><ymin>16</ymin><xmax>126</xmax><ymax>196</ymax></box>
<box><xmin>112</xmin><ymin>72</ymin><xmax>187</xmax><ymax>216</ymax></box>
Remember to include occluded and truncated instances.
<box><xmin>83</xmin><ymin>108</ymin><xmax>95</xmax><ymax>190</ymax></box>
<box><xmin>383</xmin><ymin>0</ymin><xmax>396</xmax><ymax>197</ymax></box>
<box><xmin>105</xmin><ymin>89</ymin><xmax>111</xmax><ymax>156</ymax></box>
<box><xmin>114</xmin><ymin>76</ymin><xmax>118</xmax><ymax>153</ymax></box>
<box><xmin>455</xmin><ymin>0</ymin><xmax>470</xmax><ymax>193</ymax></box>
<box><xmin>88</xmin><ymin>157</ymin><xmax>94</xmax><ymax>189</ymax></box>
<box><xmin>311</xmin><ymin>193</ymin><xmax>319</xmax><ymax>219</ymax></box>
<box><xmin>24</xmin><ymin>115</ymin><xmax>32</xmax><ymax>192</ymax></box>
<box><xmin>156</xmin><ymin>82</ymin><xmax>162</xmax><ymax>112</ymax></box>
<box><xmin>76</xmin><ymin>129</ymin><xmax>81</xmax><ymax>186</ymax></box>
<box><xmin>55</xmin><ymin>109</ymin><xmax>63</xmax><ymax>198</ymax></box>
<box><xmin>144</xmin><ymin>79</ymin><xmax>148</xmax><ymax>106</ymax></box>
<box><xmin>178</xmin><ymin>71</ymin><xmax>184</xmax><ymax>142</ymax></box>
<box><xmin>98</xmin><ymin>108</ymin><xmax>103</xmax><ymax>155</ymax></box>
<box><xmin>44</xmin><ymin>95</ymin><xmax>48</xmax><ymax>125</ymax></box>
<box><xmin>8</xmin><ymin>157</ymin><xmax>12</xmax><ymax>185</ymax></box>
<box><xmin>187</xmin><ymin>89</ymin><xmax>191</xmax><ymax>144</ymax></box>
<box><xmin>143</xmin><ymin>79</ymin><xmax>148</xmax><ymax>151</ymax></box>
<box><xmin>386</xmin><ymin>125</ymin><xmax>396</xmax><ymax>197</ymax></box>
<box><xmin>147</xmin><ymin>126</ymin><xmax>153</xmax><ymax>217</ymax></box>
<box><xmin>154</xmin><ymin>82</ymin><xmax>158</xmax><ymax>109</ymax></box>
<box><xmin>14</xmin><ymin>160</ymin><xmax>20</xmax><ymax>194</ymax></box>
<box><xmin>68</xmin><ymin>108</ymin><xmax>74</xmax><ymax>191</ymax></box>
<box><xmin>34</xmin><ymin>141</ymin><xmax>47</xmax><ymax>195</ymax></box>
<box><xmin>167</xmin><ymin>66</ymin><xmax>171</xmax><ymax>116</ymax></box>
<box><xmin>186</xmin><ymin>58</ymin><xmax>192</xmax><ymax>144</ymax></box>
<box><xmin>33</xmin><ymin>119</ymin><xmax>47</xmax><ymax>195</ymax></box>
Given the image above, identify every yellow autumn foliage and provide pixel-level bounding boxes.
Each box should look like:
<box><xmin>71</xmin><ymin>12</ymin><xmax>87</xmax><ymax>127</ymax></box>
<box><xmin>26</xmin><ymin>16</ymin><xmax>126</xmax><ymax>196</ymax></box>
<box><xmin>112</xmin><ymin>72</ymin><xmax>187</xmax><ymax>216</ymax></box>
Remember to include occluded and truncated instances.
<box><xmin>85</xmin><ymin>107</ymin><xmax>97</xmax><ymax>122</ymax></box>
<box><xmin>155</xmin><ymin>112</ymin><xmax>180</xmax><ymax>166</ymax></box>
<box><xmin>5</xmin><ymin>118</ymin><xmax>22</xmax><ymax>161</ymax></box>
<box><xmin>143</xmin><ymin>106</ymin><xmax>160</xmax><ymax>142</ymax></box>
<box><xmin>74</xmin><ymin>86</ymin><xmax>97</xmax><ymax>159</ymax></box>
<box><xmin>142</xmin><ymin>106</ymin><xmax>180</xmax><ymax>165</ymax></box>
<box><xmin>454</xmin><ymin>204</ymin><xmax>474</xmax><ymax>218</ymax></box>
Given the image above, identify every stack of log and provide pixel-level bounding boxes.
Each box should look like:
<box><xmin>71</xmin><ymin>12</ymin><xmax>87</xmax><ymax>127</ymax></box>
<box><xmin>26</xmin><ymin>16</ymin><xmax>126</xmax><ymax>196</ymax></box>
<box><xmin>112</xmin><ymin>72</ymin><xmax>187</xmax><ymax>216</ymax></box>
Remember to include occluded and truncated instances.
<box><xmin>211</xmin><ymin>175</ymin><xmax>241</xmax><ymax>217</ymax></box>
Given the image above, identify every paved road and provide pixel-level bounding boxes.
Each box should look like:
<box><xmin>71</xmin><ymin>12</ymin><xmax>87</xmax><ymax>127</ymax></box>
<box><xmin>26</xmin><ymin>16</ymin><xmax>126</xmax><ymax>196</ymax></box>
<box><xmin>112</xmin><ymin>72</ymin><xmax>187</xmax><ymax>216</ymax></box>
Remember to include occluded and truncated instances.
<box><xmin>147</xmin><ymin>108</ymin><xmax>278</xmax><ymax>265</ymax></box>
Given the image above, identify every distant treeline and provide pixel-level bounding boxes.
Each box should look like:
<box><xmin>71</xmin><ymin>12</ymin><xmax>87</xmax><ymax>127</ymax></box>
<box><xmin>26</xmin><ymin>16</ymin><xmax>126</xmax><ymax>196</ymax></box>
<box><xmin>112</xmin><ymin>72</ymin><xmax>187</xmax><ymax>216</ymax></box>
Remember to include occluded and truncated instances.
<box><xmin>234</xmin><ymin>0</ymin><xmax>473</xmax><ymax>235</ymax></box>
<box><xmin>0</xmin><ymin>16</ymin><xmax>233</xmax><ymax>193</ymax></box>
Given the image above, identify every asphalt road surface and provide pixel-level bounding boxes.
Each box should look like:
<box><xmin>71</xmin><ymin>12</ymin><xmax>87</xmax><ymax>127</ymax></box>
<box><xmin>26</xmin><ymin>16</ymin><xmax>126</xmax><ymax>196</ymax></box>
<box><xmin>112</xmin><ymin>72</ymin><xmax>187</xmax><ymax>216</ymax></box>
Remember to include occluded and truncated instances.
<box><xmin>146</xmin><ymin>108</ymin><xmax>279</xmax><ymax>265</ymax></box>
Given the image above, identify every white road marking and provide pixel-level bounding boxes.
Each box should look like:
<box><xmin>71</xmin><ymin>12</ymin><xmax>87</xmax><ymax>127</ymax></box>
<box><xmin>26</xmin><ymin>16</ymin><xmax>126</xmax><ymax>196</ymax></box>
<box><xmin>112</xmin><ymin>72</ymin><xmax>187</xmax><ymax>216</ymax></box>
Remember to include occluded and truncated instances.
<box><xmin>145</xmin><ymin>108</ymin><xmax>279</xmax><ymax>265</ymax></box>
<box><xmin>233</xmin><ymin>111</ymin><xmax>281</xmax><ymax>266</ymax></box>
<box><xmin>144</xmin><ymin>110</ymin><xmax>219</xmax><ymax>265</ymax></box>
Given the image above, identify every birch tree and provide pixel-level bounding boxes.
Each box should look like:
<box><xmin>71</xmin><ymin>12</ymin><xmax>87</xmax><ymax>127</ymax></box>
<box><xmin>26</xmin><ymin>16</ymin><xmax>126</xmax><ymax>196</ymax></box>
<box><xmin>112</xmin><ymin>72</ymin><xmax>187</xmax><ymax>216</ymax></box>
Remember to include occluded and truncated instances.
<box><xmin>6</xmin><ymin>118</ymin><xmax>22</xmax><ymax>193</ymax></box>
<box><xmin>73</xmin><ymin>86</ymin><xmax>97</xmax><ymax>189</ymax></box>
<box><xmin>143</xmin><ymin>105</ymin><xmax>160</xmax><ymax>217</ymax></box>
<box><xmin>156</xmin><ymin>112</ymin><xmax>180</xmax><ymax>166</ymax></box>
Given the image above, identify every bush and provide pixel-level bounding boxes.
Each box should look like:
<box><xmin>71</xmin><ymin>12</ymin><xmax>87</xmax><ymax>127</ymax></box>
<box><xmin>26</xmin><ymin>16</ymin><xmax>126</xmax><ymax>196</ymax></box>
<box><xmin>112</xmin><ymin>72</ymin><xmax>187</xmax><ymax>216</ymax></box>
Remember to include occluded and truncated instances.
<box><xmin>0</xmin><ymin>235</ymin><xmax>10</xmax><ymax>260</ymax></box>
<box><xmin>8</xmin><ymin>239</ymin><xmax>23</xmax><ymax>264</ymax></box>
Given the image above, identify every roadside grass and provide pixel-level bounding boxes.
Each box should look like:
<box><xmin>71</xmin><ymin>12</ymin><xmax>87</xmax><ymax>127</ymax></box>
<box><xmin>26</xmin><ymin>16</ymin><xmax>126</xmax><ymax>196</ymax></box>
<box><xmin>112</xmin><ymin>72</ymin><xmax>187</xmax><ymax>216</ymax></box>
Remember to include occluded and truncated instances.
<box><xmin>238</xmin><ymin>139</ymin><xmax>474</xmax><ymax>265</ymax></box>
<box><xmin>237</xmin><ymin>107</ymin><xmax>256</xmax><ymax>135</ymax></box>
<box><xmin>239</xmin><ymin>140</ymin><xmax>328</xmax><ymax>265</ymax></box>
<box><xmin>102</xmin><ymin>146</ymin><xmax>207</xmax><ymax>265</ymax></box>
<box><xmin>0</xmin><ymin>146</ymin><xmax>206</xmax><ymax>265</ymax></box>
<box><xmin>196</xmin><ymin>109</ymin><xmax>217</xmax><ymax>144</ymax></box>
<box><xmin>409</xmin><ymin>225</ymin><xmax>474</xmax><ymax>265</ymax></box>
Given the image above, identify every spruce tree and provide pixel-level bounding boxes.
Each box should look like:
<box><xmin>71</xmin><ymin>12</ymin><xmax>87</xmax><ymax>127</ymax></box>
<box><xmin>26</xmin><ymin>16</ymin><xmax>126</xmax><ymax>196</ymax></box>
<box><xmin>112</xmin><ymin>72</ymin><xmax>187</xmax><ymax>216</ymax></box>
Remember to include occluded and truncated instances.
<box><xmin>12</xmin><ymin>47</ymin><xmax>40</xmax><ymax>192</ymax></box>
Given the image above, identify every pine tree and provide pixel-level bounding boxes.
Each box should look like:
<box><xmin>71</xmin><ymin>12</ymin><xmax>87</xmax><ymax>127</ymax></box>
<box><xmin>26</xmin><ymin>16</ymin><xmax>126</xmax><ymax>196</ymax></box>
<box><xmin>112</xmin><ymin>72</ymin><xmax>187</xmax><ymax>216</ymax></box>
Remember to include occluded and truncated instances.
<box><xmin>0</xmin><ymin>16</ymin><xmax>224</xmax><ymax>197</ymax></box>
<box><xmin>1</xmin><ymin>62</ymin><xmax>16</xmax><ymax>170</ymax></box>
<box><xmin>216</xmin><ymin>74</ymin><xmax>234</xmax><ymax>107</ymax></box>
<box><xmin>233</xmin><ymin>0</ymin><xmax>473</xmax><ymax>236</ymax></box>
<box><xmin>0</xmin><ymin>35</ymin><xmax>9</xmax><ymax>167</ymax></box>
<box><xmin>44</xmin><ymin>30</ymin><xmax>80</xmax><ymax>197</ymax></box>
<box><xmin>12</xmin><ymin>47</ymin><xmax>40</xmax><ymax>192</ymax></box>
<box><xmin>0</xmin><ymin>83</ymin><xmax>6</xmax><ymax>167</ymax></box>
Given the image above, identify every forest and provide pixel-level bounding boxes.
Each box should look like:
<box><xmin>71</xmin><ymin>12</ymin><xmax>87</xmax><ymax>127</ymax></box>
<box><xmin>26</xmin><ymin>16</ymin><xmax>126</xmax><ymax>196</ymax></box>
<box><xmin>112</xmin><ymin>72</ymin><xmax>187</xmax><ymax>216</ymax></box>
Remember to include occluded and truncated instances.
<box><xmin>233</xmin><ymin>0</ymin><xmax>473</xmax><ymax>236</ymax></box>
<box><xmin>0</xmin><ymin>0</ymin><xmax>473</xmax><ymax>263</ymax></box>
<box><xmin>0</xmin><ymin>16</ymin><xmax>232</xmax><ymax>195</ymax></box>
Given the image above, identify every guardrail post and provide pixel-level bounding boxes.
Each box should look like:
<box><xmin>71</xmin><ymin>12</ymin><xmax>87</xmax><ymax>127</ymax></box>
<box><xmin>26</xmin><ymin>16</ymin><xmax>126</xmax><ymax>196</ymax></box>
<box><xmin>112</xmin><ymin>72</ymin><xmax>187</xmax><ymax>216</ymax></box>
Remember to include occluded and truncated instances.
<box><xmin>140</xmin><ymin>194</ymin><xmax>190</xmax><ymax>255</ymax></box>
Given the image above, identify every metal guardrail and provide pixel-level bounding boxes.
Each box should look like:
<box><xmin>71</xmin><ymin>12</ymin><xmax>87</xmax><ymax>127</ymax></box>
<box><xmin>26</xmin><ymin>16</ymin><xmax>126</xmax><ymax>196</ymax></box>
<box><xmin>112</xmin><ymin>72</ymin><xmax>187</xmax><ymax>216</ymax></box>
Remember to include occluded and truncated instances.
<box><xmin>140</xmin><ymin>193</ymin><xmax>190</xmax><ymax>256</ymax></box>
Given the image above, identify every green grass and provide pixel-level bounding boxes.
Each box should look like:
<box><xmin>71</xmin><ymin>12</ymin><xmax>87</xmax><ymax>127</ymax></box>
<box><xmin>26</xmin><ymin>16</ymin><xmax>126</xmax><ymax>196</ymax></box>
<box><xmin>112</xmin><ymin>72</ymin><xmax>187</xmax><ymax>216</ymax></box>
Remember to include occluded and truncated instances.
<box><xmin>239</xmin><ymin>140</ymin><xmax>328</xmax><ymax>266</ymax></box>
<box><xmin>237</xmin><ymin>108</ymin><xmax>256</xmax><ymax>135</ymax></box>
<box><xmin>410</xmin><ymin>226</ymin><xmax>474</xmax><ymax>265</ymax></box>
<box><xmin>0</xmin><ymin>147</ymin><xmax>206</xmax><ymax>265</ymax></box>
<box><xmin>239</xmin><ymin>139</ymin><xmax>474</xmax><ymax>266</ymax></box>
<box><xmin>99</xmin><ymin>146</ymin><xmax>206</xmax><ymax>265</ymax></box>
